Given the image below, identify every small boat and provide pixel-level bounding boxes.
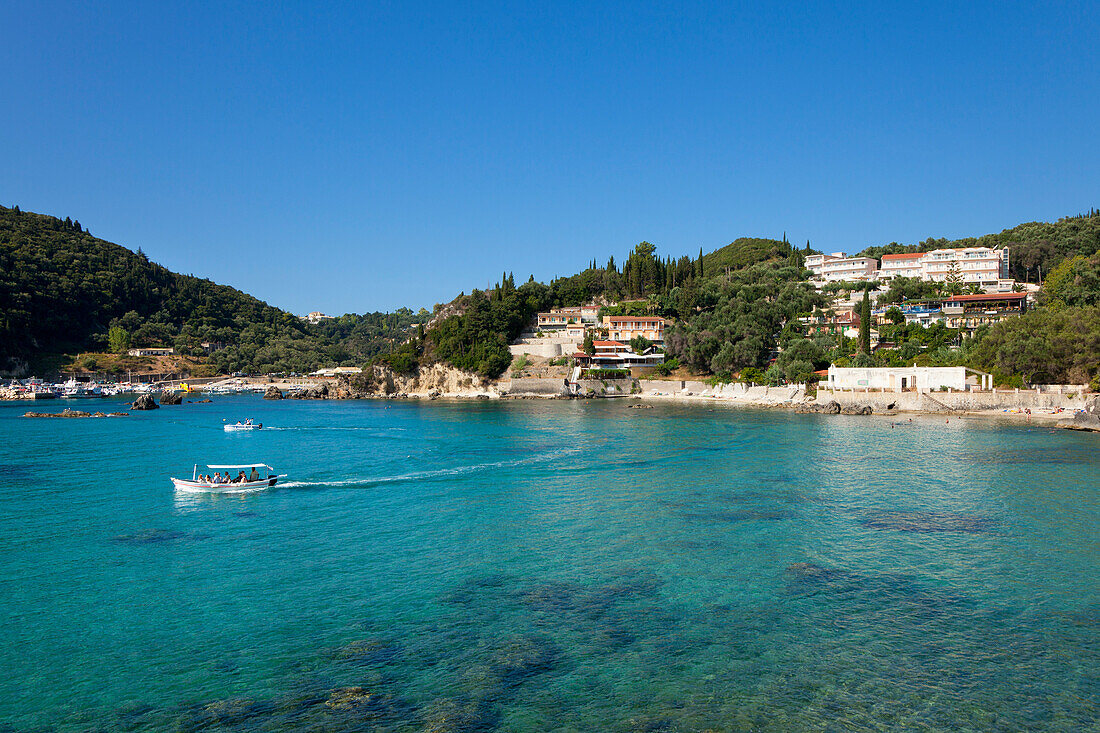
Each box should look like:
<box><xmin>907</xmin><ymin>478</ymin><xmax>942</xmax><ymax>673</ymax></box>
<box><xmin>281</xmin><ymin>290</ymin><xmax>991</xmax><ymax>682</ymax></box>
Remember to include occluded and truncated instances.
<box><xmin>224</xmin><ymin>419</ymin><xmax>263</xmax><ymax>431</ymax></box>
<box><xmin>171</xmin><ymin>463</ymin><xmax>285</xmax><ymax>492</ymax></box>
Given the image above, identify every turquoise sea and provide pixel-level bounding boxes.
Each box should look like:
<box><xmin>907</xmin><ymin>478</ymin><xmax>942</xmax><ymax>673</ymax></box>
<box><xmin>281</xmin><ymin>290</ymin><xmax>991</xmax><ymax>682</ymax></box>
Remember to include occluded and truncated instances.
<box><xmin>0</xmin><ymin>396</ymin><xmax>1097</xmax><ymax>731</ymax></box>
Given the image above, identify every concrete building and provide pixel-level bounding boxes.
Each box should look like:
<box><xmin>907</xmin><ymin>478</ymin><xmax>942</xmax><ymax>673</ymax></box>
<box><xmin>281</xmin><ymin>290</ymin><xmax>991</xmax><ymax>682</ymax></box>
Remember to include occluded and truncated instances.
<box><xmin>923</xmin><ymin>247</ymin><xmax>1008</xmax><ymax>286</ymax></box>
<box><xmin>800</xmin><ymin>311</ymin><xmax>858</xmax><ymax>337</ymax></box>
<box><xmin>303</xmin><ymin>311</ymin><xmax>334</xmax><ymax>324</ymax></box>
<box><xmin>876</xmin><ymin>247</ymin><xmax>1010</xmax><ymax>287</ymax></box>
<box><xmin>537</xmin><ymin>306</ymin><xmax>600</xmax><ymax>331</ymax></box>
<box><xmin>825</xmin><ymin>365</ymin><xmax>993</xmax><ymax>392</ymax></box>
<box><xmin>572</xmin><ymin>341</ymin><xmax>664</xmax><ymax>369</ymax></box>
<box><xmin>879</xmin><ymin>253</ymin><xmax>925</xmax><ymax>280</ymax></box>
<box><xmin>603</xmin><ymin>315</ymin><xmax>667</xmax><ymax>343</ymax></box>
<box><xmin>127</xmin><ymin>347</ymin><xmax>175</xmax><ymax>357</ymax></box>
<box><xmin>941</xmin><ymin>292</ymin><xmax>1027</xmax><ymax>330</ymax></box>
<box><xmin>310</xmin><ymin>366</ymin><xmax>363</xmax><ymax>376</ymax></box>
<box><xmin>805</xmin><ymin>253</ymin><xmax>879</xmax><ymax>282</ymax></box>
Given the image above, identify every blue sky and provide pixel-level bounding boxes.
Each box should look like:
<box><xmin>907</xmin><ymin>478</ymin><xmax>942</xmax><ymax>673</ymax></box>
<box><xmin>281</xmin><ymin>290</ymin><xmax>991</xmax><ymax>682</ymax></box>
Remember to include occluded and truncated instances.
<box><xmin>3</xmin><ymin>1</ymin><xmax>1098</xmax><ymax>315</ymax></box>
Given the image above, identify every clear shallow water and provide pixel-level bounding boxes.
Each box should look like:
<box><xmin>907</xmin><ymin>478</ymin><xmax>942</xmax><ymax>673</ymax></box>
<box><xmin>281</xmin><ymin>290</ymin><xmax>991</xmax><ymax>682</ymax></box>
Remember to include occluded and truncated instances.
<box><xmin>0</xmin><ymin>396</ymin><xmax>1097</xmax><ymax>731</ymax></box>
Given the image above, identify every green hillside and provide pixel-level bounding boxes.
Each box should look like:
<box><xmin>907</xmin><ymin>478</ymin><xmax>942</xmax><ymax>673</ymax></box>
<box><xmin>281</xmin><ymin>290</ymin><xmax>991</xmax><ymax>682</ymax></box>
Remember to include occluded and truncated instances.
<box><xmin>700</xmin><ymin>237</ymin><xmax>797</xmax><ymax>274</ymax></box>
<box><xmin>0</xmin><ymin>206</ymin><xmax>419</xmax><ymax>375</ymax></box>
<box><xmin>855</xmin><ymin>210</ymin><xmax>1100</xmax><ymax>282</ymax></box>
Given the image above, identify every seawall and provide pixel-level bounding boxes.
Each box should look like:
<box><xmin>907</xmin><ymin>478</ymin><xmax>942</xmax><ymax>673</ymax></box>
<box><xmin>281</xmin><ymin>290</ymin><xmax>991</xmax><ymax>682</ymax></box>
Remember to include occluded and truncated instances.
<box><xmin>818</xmin><ymin>388</ymin><xmax>1090</xmax><ymax>413</ymax></box>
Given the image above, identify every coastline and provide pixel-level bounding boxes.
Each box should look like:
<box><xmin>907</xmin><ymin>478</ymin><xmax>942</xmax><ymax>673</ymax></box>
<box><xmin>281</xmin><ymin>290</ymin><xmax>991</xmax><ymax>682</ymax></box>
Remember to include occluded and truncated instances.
<box><xmin>8</xmin><ymin>373</ymin><xmax>1096</xmax><ymax>432</ymax></box>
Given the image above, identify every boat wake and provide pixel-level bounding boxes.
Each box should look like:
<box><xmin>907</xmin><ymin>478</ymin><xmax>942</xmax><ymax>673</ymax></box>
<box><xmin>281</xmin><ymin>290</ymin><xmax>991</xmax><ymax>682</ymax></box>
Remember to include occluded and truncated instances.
<box><xmin>260</xmin><ymin>426</ymin><xmax>407</xmax><ymax>432</ymax></box>
<box><xmin>276</xmin><ymin>446</ymin><xmax>582</xmax><ymax>490</ymax></box>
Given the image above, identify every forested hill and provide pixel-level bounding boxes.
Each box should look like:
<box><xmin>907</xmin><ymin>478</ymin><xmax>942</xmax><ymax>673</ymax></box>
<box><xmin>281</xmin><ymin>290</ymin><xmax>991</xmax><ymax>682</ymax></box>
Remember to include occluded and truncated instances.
<box><xmin>0</xmin><ymin>206</ymin><xmax>303</xmax><ymax>362</ymax></box>
<box><xmin>0</xmin><ymin>206</ymin><xmax>421</xmax><ymax>374</ymax></box>
<box><xmin>854</xmin><ymin>210</ymin><xmax>1100</xmax><ymax>283</ymax></box>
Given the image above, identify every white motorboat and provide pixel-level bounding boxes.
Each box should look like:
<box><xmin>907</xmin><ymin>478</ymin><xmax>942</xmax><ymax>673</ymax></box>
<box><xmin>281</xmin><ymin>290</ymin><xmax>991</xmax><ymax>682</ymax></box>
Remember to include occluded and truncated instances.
<box><xmin>224</xmin><ymin>419</ymin><xmax>263</xmax><ymax>431</ymax></box>
<box><xmin>171</xmin><ymin>463</ymin><xmax>286</xmax><ymax>492</ymax></box>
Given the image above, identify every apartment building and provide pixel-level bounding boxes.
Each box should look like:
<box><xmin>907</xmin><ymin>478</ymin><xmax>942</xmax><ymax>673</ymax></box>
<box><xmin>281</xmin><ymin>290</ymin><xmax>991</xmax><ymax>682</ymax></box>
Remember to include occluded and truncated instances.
<box><xmin>922</xmin><ymin>247</ymin><xmax>1007</xmax><ymax>286</ymax></box>
<box><xmin>603</xmin><ymin>315</ymin><xmax>667</xmax><ymax>343</ymax></box>
<box><xmin>877</xmin><ymin>247</ymin><xmax>1010</xmax><ymax>287</ymax></box>
<box><xmin>941</xmin><ymin>292</ymin><xmax>1027</xmax><ymax>331</ymax></box>
<box><xmin>879</xmin><ymin>253</ymin><xmax>924</xmax><ymax>280</ymax></box>
<box><xmin>805</xmin><ymin>253</ymin><xmax>879</xmax><ymax>282</ymax></box>
<box><xmin>537</xmin><ymin>306</ymin><xmax>600</xmax><ymax>331</ymax></box>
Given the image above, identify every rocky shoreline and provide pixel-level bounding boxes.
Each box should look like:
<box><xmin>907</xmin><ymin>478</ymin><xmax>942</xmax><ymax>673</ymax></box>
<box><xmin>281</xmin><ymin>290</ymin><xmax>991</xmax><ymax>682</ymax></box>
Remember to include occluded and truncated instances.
<box><xmin>24</xmin><ymin>409</ymin><xmax>128</xmax><ymax>418</ymax></box>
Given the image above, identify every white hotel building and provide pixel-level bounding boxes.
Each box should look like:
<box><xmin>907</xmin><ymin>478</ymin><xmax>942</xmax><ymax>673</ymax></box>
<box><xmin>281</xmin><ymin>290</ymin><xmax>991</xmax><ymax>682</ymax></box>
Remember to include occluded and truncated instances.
<box><xmin>919</xmin><ymin>247</ymin><xmax>1009</xmax><ymax>287</ymax></box>
<box><xmin>808</xmin><ymin>246</ymin><xmax>1011</xmax><ymax>289</ymax></box>
<box><xmin>804</xmin><ymin>253</ymin><xmax>879</xmax><ymax>283</ymax></box>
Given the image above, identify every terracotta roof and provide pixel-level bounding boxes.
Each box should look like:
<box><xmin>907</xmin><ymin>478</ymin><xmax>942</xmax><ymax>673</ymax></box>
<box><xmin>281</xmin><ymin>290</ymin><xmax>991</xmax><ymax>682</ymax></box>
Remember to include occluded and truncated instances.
<box><xmin>944</xmin><ymin>293</ymin><xmax>1026</xmax><ymax>302</ymax></box>
<box><xmin>881</xmin><ymin>253</ymin><xmax>924</xmax><ymax>260</ymax></box>
<box><xmin>593</xmin><ymin>341</ymin><xmax>626</xmax><ymax>347</ymax></box>
<box><xmin>607</xmin><ymin>316</ymin><xmax>667</xmax><ymax>323</ymax></box>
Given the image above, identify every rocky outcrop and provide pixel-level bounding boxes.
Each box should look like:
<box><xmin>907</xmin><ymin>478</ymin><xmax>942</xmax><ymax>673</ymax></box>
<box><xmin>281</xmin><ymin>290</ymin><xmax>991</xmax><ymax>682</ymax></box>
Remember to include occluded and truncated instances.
<box><xmin>794</xmin><ymin>400</ymin><xmax>841</xmax><ymax>414</ymax></box>
<box><xmin>263</xmin><ymin>386</ymin><xmax>284</xmax><ymax>400</ymax></box>
<box><xmin>840</xmin><ymin>404</ymin><xmax>873</xmax><ymax>415</ymax></box>
<box><xmin>289</xmin><ymin>364</ymin><xmax>499</xmax><ymax>400</ymax></box>
<box><xmin>1066</xmin><ymin>395</ymin><xmax>1100</xmax><ymax>431</ymax></box>
<box><xmin>289</xmin><ymin>384</ymin><xmax>329</xmax><ymax>399</ymax></box>
<box><xmin>131</xmin><ymin>393</ymin><xmax>159</xmax><ymax>410</ymax></box>
<box><xmin>160</xmin><ymin>390</ymin><xmax>183</xmax><ymax>405</ymax></box>
<box><xmin>24</xmin><ymin>409</ymin><xmax>128</xmax><ymax>418</ymax></box>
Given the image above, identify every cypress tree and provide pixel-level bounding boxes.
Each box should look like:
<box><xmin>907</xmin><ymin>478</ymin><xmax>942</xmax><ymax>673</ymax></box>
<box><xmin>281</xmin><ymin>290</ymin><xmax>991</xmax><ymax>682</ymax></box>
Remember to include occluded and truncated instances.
<box><xmin>859</xmin><ymin>289</ymin><xmax>871</xmax><ymax>354</ymax></box>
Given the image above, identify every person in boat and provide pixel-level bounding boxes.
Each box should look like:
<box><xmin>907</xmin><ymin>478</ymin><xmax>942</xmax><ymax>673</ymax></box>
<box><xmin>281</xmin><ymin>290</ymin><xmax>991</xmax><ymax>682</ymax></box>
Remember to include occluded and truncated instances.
<box><xmin>213</xmin><ymin>472</ymin><xmax>224</xmax><ymax>484</ymax></box>
<box><xmin>248</xmin><ymin>466</ymin><xmax>259</xmax><ymax>482</ymax></box>
<box><xmin>245</xmin><ymin>418</ymin><xmax>253</xmax><ymax>425</ymax></box>
<box><xmin>236</xmin><ymin>470</ymin><xmax>247</xmax><ymax>483</ymax></box>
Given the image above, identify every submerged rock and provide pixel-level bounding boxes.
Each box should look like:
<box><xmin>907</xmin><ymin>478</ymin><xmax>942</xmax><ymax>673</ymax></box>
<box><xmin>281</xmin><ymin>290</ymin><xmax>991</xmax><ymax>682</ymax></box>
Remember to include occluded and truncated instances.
<box><xmin>329</xmin><ymin>638</ymin><xmax>401</xmax><ymax>666</ymax></box>
<box><xmin>488</xmin><ymin>633</ymin><xmax>559</xmax><ymax>682</ymax></box>
<box><xmin>421</xmin><ymin>697</ymin><xmax>495</xmax><ymax>733</ymax></box>
<box><xmin>860</xmin><ymin>510</ymin><xmax>995</xmax><ymax>533</ymax></box>
<box><xmin>516</xmin><ymin>580</ymin><xmax>585</xmax><ymax>613</ymax></box>
<box><xmin>111</xmin><ymin>529</ymin><xmax>209</xmax><ymax>545</ymax></box>
<box><xmin>324</xmin><ymin>686</ymin><xmax>387</xmax><ymax>714</ymax></box>
<box><xmin>131</xmin><ymin>393</ymin><xmax>158</xmax><ymax>410</ymax></box>
<box><xmin>786</xmin><ymin>562</ymin><xmax>853</xmax><ymax>584</ymax></box>
<box><xmin>194</xmin><ymin>697</ymin><xmax>275</xmax><ymax>727</ymax></box>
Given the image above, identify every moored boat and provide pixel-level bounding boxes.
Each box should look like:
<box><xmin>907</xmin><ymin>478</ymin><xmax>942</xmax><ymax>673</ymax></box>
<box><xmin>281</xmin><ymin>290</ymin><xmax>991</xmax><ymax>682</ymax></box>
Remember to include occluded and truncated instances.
<box><xmin>171</xmin><ymin>463</ymin><xmax>285</xmax><ymax>492</ymax></box>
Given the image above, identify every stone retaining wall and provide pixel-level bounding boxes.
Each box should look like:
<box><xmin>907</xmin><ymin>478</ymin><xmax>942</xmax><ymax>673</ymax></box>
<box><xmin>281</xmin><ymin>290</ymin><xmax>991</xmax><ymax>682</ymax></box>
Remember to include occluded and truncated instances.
<box><xmin>575</xmin><ymin>378</ymin><xmax>635</xmax><ymax>396</ymax></box>
<box><xmin>819</xmin><ymin>389</ymin><xmax>1091</xmax><ymax>413</ymax></box>
<box><xmin>508</xmin><ymin>343</ymin><xmax>563</xmax><ymax>358</ymax></box>
<box><xmin>504</xmin><ymin>377</ymin><xmax>569</xmax><ymax>396</ymax></box>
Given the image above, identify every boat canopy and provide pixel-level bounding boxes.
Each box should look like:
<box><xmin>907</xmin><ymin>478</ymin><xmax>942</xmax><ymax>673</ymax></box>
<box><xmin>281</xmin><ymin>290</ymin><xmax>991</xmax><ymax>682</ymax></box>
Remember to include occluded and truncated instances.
<box><xmin>206</xmin><ymin>464</ymin><xmax>273</xmax><ymax>470</ymax></box>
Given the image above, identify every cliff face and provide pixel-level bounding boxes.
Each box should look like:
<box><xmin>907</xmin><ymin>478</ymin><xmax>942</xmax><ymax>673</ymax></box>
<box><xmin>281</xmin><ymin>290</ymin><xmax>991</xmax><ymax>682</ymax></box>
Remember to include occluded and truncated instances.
<box><xmin>290</xmin><ymin>363</ymin><xmax>501</xmax><ymax>400</ymax></box>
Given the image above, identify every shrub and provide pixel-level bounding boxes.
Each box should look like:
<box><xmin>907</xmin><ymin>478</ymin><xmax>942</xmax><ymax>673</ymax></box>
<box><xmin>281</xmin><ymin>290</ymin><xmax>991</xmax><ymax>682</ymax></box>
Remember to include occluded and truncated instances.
<box><xmin>581</xmin><ymin>368</ymin><xmax>629</xmax><ymax>379</ymax></box>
